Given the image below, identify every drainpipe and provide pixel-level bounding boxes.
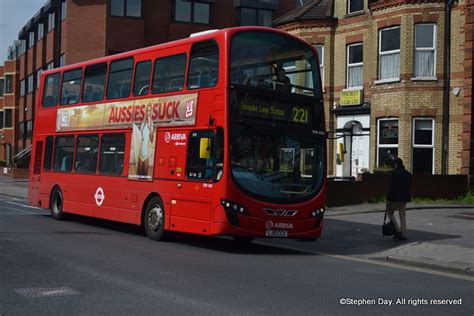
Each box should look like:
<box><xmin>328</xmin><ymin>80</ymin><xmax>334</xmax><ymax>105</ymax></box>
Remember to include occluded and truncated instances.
<box><xmin>441</xmin><ymin>0</ymin><xmax>454</xmax><ymax>174</ymax></box>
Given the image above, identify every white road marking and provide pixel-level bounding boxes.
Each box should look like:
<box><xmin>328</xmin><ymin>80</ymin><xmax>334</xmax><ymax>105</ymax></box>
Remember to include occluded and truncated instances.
<box><xmin>0</xmin><ymin>205</ymin><xmax>40</xmax><ymax>215</ymax></box>
<box><xmin>5</xmin><ymin>200</ymin><xmax>41</xmax><ymax>210</ymax></box>
<box><xmin>256</xmin><ymin>241</ymin><xmax>474</xmax><ymax>282</ymax></box>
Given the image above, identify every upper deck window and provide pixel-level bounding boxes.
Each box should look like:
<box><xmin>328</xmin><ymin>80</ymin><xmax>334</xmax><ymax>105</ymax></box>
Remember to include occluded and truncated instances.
<box><xmin>230</xmin><ymin>31</ymin><xmax>320</xmax><ymax>97</ymax></box>
<box><xmin>107</xmin><ymin>58</ymin><xmax>133</xmax><ymax>99</ymax></box>
<box><xmin>42</xmin><ymin>73</ymin><xmax>61</xmax><ymax>107</ymax></box>
<box><xmin>133</xmin><ymin>60</ymin><xmax>152</xmax><ymax>96</ymax></box>
<box><xmin>61</xmin><ymin>68</ymin><xmax>82</xmax><ymax>105</ymax></box>
<box><xmin>82</xmin><ymin>63</ymin><xmax>107</xmax><ymax>102</ymax></box>
<box><xmin>187</xmin><ymin>40</ymin><xmax>218</xmax><ymax>89</ymax></box>
<box><xmin>152</xmin><ymin>54</ymin><xmax>187</xmax><ymax>93</ymax></box>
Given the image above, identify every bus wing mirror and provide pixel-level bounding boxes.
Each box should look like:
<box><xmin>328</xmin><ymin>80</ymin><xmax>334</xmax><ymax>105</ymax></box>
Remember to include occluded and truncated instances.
<box><xmin>200</xmin><ymin>138</ymin><xmax>212</xmax><ymax>159</ymax></box>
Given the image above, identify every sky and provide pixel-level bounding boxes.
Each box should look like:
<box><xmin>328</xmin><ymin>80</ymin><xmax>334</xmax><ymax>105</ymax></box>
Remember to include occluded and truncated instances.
<box><xmin>0</xmin><ymin>0</ymin><xmax>47</xmax><ymax>62</ymax></box>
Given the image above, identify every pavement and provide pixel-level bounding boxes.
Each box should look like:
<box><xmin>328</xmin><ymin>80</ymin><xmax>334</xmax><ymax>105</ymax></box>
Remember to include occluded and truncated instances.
<box><xmin>0</xmin><ymin>177</ymin><xmax>473</xmax><ymax>277</ymax></box>
<box><xmin>323</xmin><ymin>203</ymin><xmax>474</xmax><ymax>276</ymax></box>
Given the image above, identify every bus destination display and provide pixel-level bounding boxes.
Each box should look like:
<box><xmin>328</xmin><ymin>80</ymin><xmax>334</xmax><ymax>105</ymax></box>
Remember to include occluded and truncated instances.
<box><xmin>238</xmin><ymin>100</ymin><xmax>312</xmax><ymax>125</ymax></box>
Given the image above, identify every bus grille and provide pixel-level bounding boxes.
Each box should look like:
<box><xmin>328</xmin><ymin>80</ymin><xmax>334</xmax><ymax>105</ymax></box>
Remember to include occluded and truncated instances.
<box><xmin>33</xmin><ymin>141</ymin><xmax>43</xmax><ymax>175</ymax></box>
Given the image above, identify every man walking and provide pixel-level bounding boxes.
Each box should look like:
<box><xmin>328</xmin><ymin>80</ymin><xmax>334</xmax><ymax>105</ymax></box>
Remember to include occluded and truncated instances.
<box><xmin>386</xmin><ymin>158</ymin><xmax>412</xmax><ymax>241</ymax></box>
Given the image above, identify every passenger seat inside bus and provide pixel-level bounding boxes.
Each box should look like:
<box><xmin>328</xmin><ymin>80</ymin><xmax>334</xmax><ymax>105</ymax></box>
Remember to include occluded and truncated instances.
<box><xmin>61</xmin><ymin>156</ymin><xmax>72</xmax><ymax>171</ymax></box>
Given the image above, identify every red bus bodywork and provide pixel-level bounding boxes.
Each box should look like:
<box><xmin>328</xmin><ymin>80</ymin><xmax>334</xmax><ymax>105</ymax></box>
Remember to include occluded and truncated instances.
<box><xmin>28</xmin><ymin>27</ymin><xmax>326</xmax><ymax>240</ymax></box>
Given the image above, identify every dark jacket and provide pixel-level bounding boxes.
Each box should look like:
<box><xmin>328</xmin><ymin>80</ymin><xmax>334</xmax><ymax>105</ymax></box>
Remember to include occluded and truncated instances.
<box><xmin>387</xmin><ymin>167</ymin><xmax>412</xmax><ymax>202</ymax></box>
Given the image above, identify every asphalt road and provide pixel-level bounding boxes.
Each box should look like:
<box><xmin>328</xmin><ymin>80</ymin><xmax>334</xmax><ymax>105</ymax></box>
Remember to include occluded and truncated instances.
<box><xmin>0</xmin><ymin>196</ymin><xmax>472</xmax><ymax>315</ymax></box>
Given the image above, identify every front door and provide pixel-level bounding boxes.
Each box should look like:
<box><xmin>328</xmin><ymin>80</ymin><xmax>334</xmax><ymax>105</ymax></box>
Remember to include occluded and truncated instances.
<box><xmin>336</xmin><ymin>115</ymin><xmax>370</xmax><ymax>178</ymax></box>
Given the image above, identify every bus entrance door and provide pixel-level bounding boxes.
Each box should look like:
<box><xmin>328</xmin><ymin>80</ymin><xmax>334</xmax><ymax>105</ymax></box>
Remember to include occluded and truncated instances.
<box><xmin>155</xmin><ymin>130</ymin><xmax>212</xmax><ymax>234</ymax></box>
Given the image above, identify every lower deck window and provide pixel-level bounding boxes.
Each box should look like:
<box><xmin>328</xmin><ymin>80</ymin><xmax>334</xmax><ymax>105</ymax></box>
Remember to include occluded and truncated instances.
<box><xmin>99</xmin><ymin>133</ymin><xmax>125</xmax><ymax>175</ymax></box>
<box><xmin>53</xmin><ymin>136</ymin><xmax>75</xmax><ymax>172</ymax></box>
<box><xmin>75</xmin><ymin>135</ymin><xmax>99</xmax><ymax>173</ymax></box>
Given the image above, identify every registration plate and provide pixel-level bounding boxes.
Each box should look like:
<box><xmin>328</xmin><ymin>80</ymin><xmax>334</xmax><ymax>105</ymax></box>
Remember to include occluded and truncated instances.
<box><xmin>265</xmin><ymin>230</ymin><xmax>288</xmax><ymax>237</ymax></box>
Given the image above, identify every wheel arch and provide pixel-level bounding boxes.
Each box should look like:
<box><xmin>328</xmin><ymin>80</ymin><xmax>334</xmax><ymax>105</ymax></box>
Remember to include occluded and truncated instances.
<box><xmin>140</xmin><ymin>192</ymin><xmax>163</xmax><ymax>227</ymax></box>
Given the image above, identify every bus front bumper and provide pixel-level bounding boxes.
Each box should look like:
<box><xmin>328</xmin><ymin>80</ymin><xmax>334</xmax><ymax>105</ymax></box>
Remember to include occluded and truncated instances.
<box><xmin>210</xmin><ymin>213</ymin><xmax>324</xmax><ymax>239</ymax></box>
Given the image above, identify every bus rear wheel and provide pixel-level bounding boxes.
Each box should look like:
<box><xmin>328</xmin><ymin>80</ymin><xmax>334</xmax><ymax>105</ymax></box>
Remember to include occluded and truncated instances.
<box><xmin>144</xmin><ymin>197</ymin><xmax>166</xmax><ymax>241</ymax></box>
<box><xmin>50</xmin><ymin>187</ymin><xmax>66</xmax><ymax>220</ymax></box>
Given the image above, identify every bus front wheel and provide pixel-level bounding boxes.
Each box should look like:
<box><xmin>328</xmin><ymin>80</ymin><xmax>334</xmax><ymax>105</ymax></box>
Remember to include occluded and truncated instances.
<box><xmin>144</xmin><ymin>197</ymin><xmax>166</xmax><ymax>241</ymax></box>
<box><xmin>50</xmin><ymin>187</ymin><xmax>66</xmax><ymax>220</ymax></box>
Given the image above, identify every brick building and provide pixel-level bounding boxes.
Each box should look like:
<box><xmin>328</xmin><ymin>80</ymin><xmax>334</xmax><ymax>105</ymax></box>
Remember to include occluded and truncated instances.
<box><xmin>0</xmin><ymin>60</ymin><xmax>20</xmax><ymax>170</ymax></box>
<box><xmin>275</xmin><ymin>0</ymin><xmax>473</xmax><ymax>177</ymax></box>
<box><xmin>1</xmin><ymin>0</ymin><xmax>298</xmax><ymax>171</ymax></box>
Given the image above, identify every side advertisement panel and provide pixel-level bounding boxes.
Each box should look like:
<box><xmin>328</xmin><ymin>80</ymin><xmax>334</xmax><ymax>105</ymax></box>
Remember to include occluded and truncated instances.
<box><xmin>56</xmin><ymin>93</ymin><xmax>198</xmax><ymax>132</ymax></box>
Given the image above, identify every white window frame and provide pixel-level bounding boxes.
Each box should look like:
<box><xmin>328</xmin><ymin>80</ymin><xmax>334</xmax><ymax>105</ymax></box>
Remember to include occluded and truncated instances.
<box><xmin>20</xmin><ymin>40</ymin><xmax>26</xmax><ymax>56</ymax></box>
<box><xmin>412</xmin><ymin>117</ymin><xmax>435</xmax><ymax>174</ymax></box>
<box><xmin>3</xmin><ymin>108</ymin><xmax>13</xmax><ymax>128</ymax></box>
<box><xmin>20</xmin><ymin>79</ymin><xmax>26</xmax><ymax>97</ymax></box>
<box><xmin>346</xmin><ymin>43</ymin><xmax>363</xmax><ymax>89</ymax></box>
<box><xmin>347</xmin><ymin>0</ymin><xmax>364</xmax><ymax>15</ymax></box>
<box><xmin>412</xmin><ymin>23</ymin><xmax>437</xmax><ymax>80</ymax></box>
<box><xmin>377</xmin><ymin>26</ymin><xmax>400</xmax><ymax>83</ymax></box>
<box><xmin>27</xmin><ymin>75</ymin><xmax>34</xmax><ymax>93</ymax></box>
<box><xmin>377</xmin><ymin>118</ymin><xmax>399</xmax><ymax>166</ymax></box>
<box><xmin>4</xmin><ymin>75</ymin><xmax>13</xmax><ymax>94</ymax></box>
<box><xmin>36</xmin><ymin>69</ymin><xmax>42</xmax><ymax>89</ymax></box>
<box><xmin>315</xmin><ymin>44</ymin><xmax>324</xmax><ymax>90</ymax></box>
<box><xmin>37</xmin><ymin>23</ymin><xmax>44</xmax><ymax>41</ymax></box>
<box><xmin>28</xmin><ymin>32</ymin><xmax>35</xmax><ymax>49</ymax></box>
<box><xmin>60</xmin><ymin>54</ymin><xmax>65</xmax><ymax>67</ymax></box>
<box><xmin>61</xmin><ymin>0</ymin><xmax>67</xmax><ymax>21</ymax></box>
<box><xmin>48</xmin><ymin>12</ymin><xmax>55</xmax><ymax>32</ymax></box>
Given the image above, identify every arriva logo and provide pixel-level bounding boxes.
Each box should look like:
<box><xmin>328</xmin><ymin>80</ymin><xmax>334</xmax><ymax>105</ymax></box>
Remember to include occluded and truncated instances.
<box><xmin>165</xmin><ymin>132</ymin><xmax>187</xmax><ymax>143</ymax></box>
<box><xmin>273</xmin><ymin>222</ymin><xmax>294</xmax><ymax>229</ymax></box>
<box><xmin>265</xmin><ymin>221</ymin><xmax>294</xmax><ymax>230</ymax></box>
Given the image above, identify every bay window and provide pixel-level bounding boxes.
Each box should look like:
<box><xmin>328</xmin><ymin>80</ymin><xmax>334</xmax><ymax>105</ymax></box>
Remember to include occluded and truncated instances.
<box><xmin>412</xmin><ymin>118</ymin><xmax>434</xmax><ymax>174</ymax></box>
<box><xmin>379</xmin><ymin>27</ymin><xmax>400</xmax><ymax>81</ymax></box>
<box><xmin>414</xmin><ymin>24</ymin><xmax>436</xmax><ymax>78</ymax></box>
<box><xmin>377</xmin><ymin>118</ymin><xmax>398</xmax><ymax>167</ymax></box>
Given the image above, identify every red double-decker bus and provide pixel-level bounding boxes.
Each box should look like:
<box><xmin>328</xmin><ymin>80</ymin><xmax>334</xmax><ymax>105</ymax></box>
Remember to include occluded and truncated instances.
<box><xmin>28</xmin><ymin>27</ymin><xmax>326</xmax><ymax>242</ymax></box>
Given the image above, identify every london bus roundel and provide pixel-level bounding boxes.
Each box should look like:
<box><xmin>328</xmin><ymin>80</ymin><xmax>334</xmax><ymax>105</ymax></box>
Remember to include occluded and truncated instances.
<box><xmin>95</xmin><ymin>187</ymin><xmax>105</xmax><ymax>206</ymax></box>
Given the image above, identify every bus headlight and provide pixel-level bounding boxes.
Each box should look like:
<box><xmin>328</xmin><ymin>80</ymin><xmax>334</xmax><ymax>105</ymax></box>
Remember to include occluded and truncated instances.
<box><xmin>221</xmin><ymin>199</ymin><xmax>249</xmax><ymax>215</ymax></box>
<box><xmin>310</xmin><ymin>207</ymin><xmax>325</xmax><ymax>217</ymax></box>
